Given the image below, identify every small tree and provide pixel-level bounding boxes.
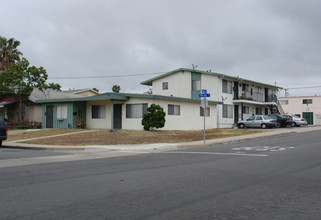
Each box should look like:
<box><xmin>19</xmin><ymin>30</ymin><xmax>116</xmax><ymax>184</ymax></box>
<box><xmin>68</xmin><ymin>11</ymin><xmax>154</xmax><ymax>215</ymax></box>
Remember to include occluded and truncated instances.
<box><xmin>0</xmin><ymin>57</ymin><xmax>48</xmax><ymax>120</ymax></box>
<box><xmin>92</xmin><ymin>88</ymin><xmax>99</xmax><ymax>93</ymax></box>
<box><xmin>48</xmin><ymin>82</ymin><xmax>62</xmax><ymax>91</ymax></box>
<box><xmin>141</xmin><ymin>104</ymin><xmax>166</xmax><ymax>131</ymax></box>
<box><xmin>112</xmin><ymin>85</ymin><xmax>120</xmax><ymax>93</ymax></box>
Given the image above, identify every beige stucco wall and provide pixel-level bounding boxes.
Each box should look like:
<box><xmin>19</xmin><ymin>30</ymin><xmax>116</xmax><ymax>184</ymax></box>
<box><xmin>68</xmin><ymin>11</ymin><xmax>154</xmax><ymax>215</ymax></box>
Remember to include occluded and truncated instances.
<box><xmin>280</xmin><ymin>96</ymin><xmax>321</xmax><ymax>125</ymax></box>
<box><xmin>152</xmin><ymin>71</ymin><xmax>192</xmax><ymax>98</ymax></box>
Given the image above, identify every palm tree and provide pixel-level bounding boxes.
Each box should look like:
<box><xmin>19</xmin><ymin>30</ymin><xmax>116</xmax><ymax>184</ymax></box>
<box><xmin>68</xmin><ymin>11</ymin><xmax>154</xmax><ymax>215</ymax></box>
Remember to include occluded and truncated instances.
<box><xmin>0</xmin><ymin>36</ymin><xmax>23</xmax><ymax>71</ymax></box>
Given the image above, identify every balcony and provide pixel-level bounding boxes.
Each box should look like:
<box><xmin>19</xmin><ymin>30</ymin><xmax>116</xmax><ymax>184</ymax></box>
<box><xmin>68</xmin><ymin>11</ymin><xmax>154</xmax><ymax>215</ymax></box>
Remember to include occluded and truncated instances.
<box><xmin>233</xmin><ymin>91</ymin><xmax>264</xmax><ymax>102</ymax></box>
<box><xmin>233</xmin><ymin>92</ymin><xmax>277</xmax><ymax>105</ymax></box>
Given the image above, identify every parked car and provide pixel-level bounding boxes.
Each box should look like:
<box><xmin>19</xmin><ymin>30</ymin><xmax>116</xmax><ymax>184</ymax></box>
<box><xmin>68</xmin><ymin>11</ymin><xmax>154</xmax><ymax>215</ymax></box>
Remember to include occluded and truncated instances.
<box><xmin>267</xmin><ymin>114</ymin><xmax>288</xmax><ymax>127</ymax></box>
<box><xmin>0</xmin><ymin>118</ymin><xmax>8</xmax><ymax>146</ymax></box>
<box><xmin>281</xmin><ymin>114</ymin><xmax>296</xmax><ymax>127</ymax></box>
<box><xmin>237</xmin><ymin>115</ymin><xmax>277</xmax><ymax>129</ymax></box>
<box><xmin>282</xmin><ymin>114</ymin><xmax>308</xmax><ymax>127</ymax></box>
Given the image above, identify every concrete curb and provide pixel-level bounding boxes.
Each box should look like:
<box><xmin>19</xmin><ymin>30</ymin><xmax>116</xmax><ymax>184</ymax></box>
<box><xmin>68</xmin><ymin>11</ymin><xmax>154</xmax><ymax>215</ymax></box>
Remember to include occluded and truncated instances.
<box><xmin>2</xmin><ymin>126</ymin><xmax>321</xmax><ymax>151</ymax></box>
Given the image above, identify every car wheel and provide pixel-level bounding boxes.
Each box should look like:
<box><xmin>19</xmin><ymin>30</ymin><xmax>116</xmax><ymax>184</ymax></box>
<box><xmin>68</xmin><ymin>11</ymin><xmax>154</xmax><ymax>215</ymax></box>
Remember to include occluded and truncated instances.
<box><xmin>276</xmin><ymin>122</ymin><xmax>281</xmax><ymax>128</ymax></box>
<box><xmin>261</xmin><ymin>123</ymin><xmax>268</xmax><ymax>129</ymax></box>
<box><xmin>291</xmin><ymin>122</ymin><xmax>296</xmax><ymax>127</ymax></box>
<box><xmin>238</xmin><ymin>123</ymin><xmax>245</xmax><ymax>129</ymax></box>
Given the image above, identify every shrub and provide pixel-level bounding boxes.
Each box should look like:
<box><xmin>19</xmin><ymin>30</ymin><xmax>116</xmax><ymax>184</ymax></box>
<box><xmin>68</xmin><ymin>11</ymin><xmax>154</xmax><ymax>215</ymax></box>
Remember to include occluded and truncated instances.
<box><xmin>141</xmin><ymin>104</ymin><xmax>166</xmax><ymax>131</ymax></box>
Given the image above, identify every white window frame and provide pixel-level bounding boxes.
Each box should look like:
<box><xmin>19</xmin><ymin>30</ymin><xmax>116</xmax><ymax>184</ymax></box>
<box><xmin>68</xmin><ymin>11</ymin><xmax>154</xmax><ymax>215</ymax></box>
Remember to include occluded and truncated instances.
<box><xmin>56</xmin><ymin>105</ymin><xmax>68</xmax><ymax>119</ymax></box>
<box><xmin>192</xmin><ymin>80</ymin><xmax>201</xmax><ymax>91</ymax></box>
<box><xmin>92</xmin><ymin>105</ymin><xmax>106</xmax><ymax>119</ymax></box>
<box><xmin>242</xmin><ymin>106</ymin><xmax>249</xmax><ymax>114</ymax></box>
<box><xmin>168</xmin><ymin>104</ymin><xmax>180</xmax><ymax>115</ymax></box>
<box><xmin>162</xmin><ymin>82</ymin><xmax>168</xmax><ymax>90</ymax></box>
<box><xmin>200</xmin><ymin>107</ymin><xmax>210</xmax><ymax>117</ymax></box>
<box><xmin>303</xmin><ymin>99</ymin><xmax>312</xmax><ymax>104</ymax></box>
<box><xmin>126</xmin><ymin>103</ymin><xmax>148</xmax><ymax>118</ymax></box>
<box><xmin>279</xmin><ymin>100</ymin><xmax>288</xmax><ymax>105</ymax></box>
<box><xmin>222</xmin><ymin>104</ymin><xmax>233</xmax><ymax>118</ymax></box>
<box><xmin>222</xmin><ymin>79</ymin><xmax>232</xmax><ymax>94</ymax></box>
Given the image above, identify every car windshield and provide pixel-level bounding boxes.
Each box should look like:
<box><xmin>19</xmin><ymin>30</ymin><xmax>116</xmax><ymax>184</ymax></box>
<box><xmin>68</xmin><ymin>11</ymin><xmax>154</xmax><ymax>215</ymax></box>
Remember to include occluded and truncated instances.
<box><xmin>263</xmin><ymin>116</ymin><xmax>272</xmax><ymax>120</ymax></box>
<box><xmin>268</xmin><ymin>115</ymin><xmax>277</xmax><ymax>119</ymax></box>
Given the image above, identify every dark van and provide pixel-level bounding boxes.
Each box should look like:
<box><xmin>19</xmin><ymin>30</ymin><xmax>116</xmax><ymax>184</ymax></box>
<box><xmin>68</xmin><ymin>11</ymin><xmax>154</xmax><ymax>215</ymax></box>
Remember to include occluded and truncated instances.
<box><xmin>0</xmin><ymin>118</ymin><xmax>7</xmax><ymax>146</ymax></box>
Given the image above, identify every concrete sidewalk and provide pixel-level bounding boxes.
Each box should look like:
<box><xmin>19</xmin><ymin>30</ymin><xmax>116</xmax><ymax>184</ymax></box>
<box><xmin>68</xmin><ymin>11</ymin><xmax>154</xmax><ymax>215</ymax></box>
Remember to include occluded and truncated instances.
<box><xmin>3</xmin><ymin>126</ymin><xmax>321</xmax><ymax>151</ymax></box>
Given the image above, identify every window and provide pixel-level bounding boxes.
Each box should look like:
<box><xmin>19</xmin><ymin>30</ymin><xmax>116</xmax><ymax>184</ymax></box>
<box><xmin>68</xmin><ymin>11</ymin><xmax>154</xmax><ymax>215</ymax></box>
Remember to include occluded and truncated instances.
<box><xmin>168</xmin><ymin>104</ymin><xmax>180</xmax><ymax>115</ymax></box>
<box><xmin>242</xmin><ymin>106</ymin><xmax>249</xmax><ymax>114</ymax></box>
<box><xmin>256</xmin><ymin>86</ymin><xmax>262</xmax><ymax>93</ymax></box>
<box><xmin>192</xmin><ymin>80</ymin><xmax>201</xmax><ymax>91</ymax></box>
<box><xmin>279</xmin><ymin>100</ymin><xmax>288</xmax><ymax>105</ymax></box>
<box><xmin>256</xmin><ymin>116</ymin><xmax>263</xmax><ymax>120</ymax></box>
<box><xmin>242</xmin><ymin>84</ymin><xmax>249</xmax><ymax>92</ymax></box>
<box><xmin>56</xmin><ymin>105</ymin><xmax>68</xmax><ymax>119</ymax></box>
<box><xmin>222</xmin><ymin>80</ymin><xmax>232</xmax><ymax>94</ymax></box>
<box><xmin>223</xmin><ymin>104</ymin><xmax>233</xmax><ymax>118</ymax></box>
<box><xmin>126</xmin><ymin>103</ymin><xmax>148</xmax><ymax>118</ymax></box>
<box><xmin>200</xmin><ymin>107</ymin><xmax>210</xmax><ymax>117</ymax></box>
<box><xmin>247</xmin><ymin>116</ymin><xmax>255</xmax><ymax>121</ymax></box>
<box><xmin>303</xmin><ymin>99</ymin><xmax>312</xmax><ymax>104</ymax></box>
<box><xmin>92</xmin><ymin>105</ymin><xmax>106</xmax><ymax>119</ymax></box>
<box><xmin>256</xmin><ymin>107</ymin><xmax>262</xmax><ymax>115</ymax></box>
<box><xmin>162</xmin><ymin>82</ymin><xmax>168</xmax><ymax>90</ymax></box>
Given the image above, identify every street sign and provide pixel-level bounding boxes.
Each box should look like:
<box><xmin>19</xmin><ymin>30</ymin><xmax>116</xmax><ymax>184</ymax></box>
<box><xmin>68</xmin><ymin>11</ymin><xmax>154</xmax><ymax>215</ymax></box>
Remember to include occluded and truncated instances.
<box><xmin>198</xmin><ymin>93</ymin><xmax>210</xmax><ymax>97</ymax></box>
<box><xmin>202</xmin><ymin>89</ymin><xmax>207</xmax><ymax>94</ymax></box>
<box><xmin>201</xmin><ymin>98</ymin><xmax>208</xmax><ymax>109</ymax></box>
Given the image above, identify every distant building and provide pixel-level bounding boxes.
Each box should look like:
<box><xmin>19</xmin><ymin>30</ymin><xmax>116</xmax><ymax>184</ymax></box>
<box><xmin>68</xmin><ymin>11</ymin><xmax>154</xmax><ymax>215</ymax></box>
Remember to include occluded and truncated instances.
<box><xmin>279</xmin><ymin>96</ymin><xmax>321</xmax><ymax>125</ymax></box>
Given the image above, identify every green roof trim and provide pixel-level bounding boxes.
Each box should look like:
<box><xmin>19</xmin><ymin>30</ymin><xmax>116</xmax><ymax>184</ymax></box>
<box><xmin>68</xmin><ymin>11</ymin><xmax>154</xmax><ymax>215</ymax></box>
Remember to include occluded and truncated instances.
<box><xmin>140</xmin><ymin>67</ymin><xmax>282</xmax><ymax>89</ymax></box>
<box><xmin>34</xmin><ymin>92</ymin><xmax>222</xmax><ymax>105</ymax></box>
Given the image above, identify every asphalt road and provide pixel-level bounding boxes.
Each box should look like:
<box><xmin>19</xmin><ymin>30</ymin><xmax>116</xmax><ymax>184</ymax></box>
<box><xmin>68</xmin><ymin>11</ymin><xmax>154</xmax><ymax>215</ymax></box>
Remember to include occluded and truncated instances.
<box><xmin>0</xmin><ymin>148</ymin><xmax>70</xmax><ymax>160</ymax></box>
<box><xmin>0</xmin><ymin>130</ymin><xmax>321</xmax><ymax>219</ymax></box>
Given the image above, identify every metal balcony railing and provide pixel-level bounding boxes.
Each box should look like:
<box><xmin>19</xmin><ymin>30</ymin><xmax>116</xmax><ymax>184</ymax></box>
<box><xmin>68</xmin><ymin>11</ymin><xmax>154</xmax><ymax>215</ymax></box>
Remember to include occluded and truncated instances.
<box><xmin>234</xmin><ymin>91</ymin><xmax>265</xmax><ymax>102</ymax></box>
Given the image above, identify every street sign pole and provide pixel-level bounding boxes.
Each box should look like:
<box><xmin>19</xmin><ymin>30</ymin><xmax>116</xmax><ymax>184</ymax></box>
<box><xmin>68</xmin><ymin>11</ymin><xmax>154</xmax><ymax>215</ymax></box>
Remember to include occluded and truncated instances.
<box><xmin>199</xmin><ymin>91</ymin><xmax>210</xmax><ymax>144</ymax></box>
<box><xmin>204</xmin><ymin>100</ymin><xmax>206</xmax><ymax>144</ymax></box>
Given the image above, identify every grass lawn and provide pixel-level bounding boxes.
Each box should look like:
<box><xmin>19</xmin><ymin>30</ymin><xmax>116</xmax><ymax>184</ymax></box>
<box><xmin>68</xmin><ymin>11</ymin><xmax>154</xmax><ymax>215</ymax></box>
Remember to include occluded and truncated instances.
<box><xmin>6</xmin><ymin>128</ymin><xmax>269</xmax><ymax>145</ymax></box>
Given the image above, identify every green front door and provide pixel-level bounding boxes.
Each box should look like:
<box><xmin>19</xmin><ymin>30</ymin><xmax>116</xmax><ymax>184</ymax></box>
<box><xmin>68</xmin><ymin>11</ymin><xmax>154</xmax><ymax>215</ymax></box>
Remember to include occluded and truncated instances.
<box><xmin>303</xmin><ymin>112</ymin><xmax>313</xmax><ymax>125</ymax></box>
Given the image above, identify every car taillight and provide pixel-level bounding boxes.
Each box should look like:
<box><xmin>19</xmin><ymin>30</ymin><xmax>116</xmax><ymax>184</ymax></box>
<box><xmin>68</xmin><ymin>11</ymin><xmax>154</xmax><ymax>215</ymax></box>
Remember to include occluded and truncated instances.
<box><xmin>286</xmin><ymin>118</ymin><xmax>290</xmax><ymax>122</ymax></box>
<box><xmin>301</xmin><ymin>119</ymin><xmax>305</xmax><ymax>121</ymax></box>
<box><xmin>6</xmin><ymin>127</ymin><xmax>8</xmax><ymax>132</ymax></box>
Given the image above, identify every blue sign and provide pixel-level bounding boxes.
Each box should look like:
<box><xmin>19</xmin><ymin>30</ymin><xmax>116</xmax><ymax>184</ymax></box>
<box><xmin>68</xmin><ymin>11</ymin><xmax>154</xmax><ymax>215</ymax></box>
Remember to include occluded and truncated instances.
<box><xmin>202</xmin><ymin>89</ymin><xmax>207</xmax><ymax>94</ymax></box>
<box><xmin>199</xmin><ymin>93</ymin><xmax>210</xmax><ymax>97</ymax></box>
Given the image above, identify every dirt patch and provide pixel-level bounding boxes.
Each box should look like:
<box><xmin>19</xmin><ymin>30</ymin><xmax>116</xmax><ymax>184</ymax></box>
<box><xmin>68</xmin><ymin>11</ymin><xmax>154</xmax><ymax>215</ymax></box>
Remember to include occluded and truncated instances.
<box><xmin>6</xmin><ymin>129</ymin><xmax>81</xmax><ymax>141</ymax></box>
<box><xmin>15</xmin><ymin>129</ymin><xmax>269</xmax><ymax>145</ymax></box>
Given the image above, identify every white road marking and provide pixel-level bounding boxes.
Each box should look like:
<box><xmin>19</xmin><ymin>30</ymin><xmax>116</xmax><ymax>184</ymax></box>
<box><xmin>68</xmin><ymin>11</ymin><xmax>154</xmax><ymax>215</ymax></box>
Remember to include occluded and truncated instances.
<box><xmin>232</xmin><ymin>146</ymin><xmax>295</xmax><ymax>152</ymax></box>
<box><xmin>162</xmin><ymin>151</ymin><xmax>268</xmax><ymax>157</ymax></box>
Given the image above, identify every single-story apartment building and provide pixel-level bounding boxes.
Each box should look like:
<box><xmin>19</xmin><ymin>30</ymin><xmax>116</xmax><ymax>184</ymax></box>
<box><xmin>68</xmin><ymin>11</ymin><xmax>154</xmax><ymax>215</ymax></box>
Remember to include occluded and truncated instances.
<box><xmin>35</xmin><ymin>93</ymin><xmax>222</xmax><ymax>130</ymax></box>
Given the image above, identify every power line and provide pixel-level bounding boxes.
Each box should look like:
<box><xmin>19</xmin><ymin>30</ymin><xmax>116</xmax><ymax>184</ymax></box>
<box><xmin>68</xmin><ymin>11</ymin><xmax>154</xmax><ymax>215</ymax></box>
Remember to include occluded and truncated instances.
<box><xmin>286</xmin><ymin>85</ymin><xmax>321</xmax><ymax>90</ymax></box>
<box><xmin>48</xmin><ymin>71</ymin><xmax>165</xmax><ymax>80</ymax></box>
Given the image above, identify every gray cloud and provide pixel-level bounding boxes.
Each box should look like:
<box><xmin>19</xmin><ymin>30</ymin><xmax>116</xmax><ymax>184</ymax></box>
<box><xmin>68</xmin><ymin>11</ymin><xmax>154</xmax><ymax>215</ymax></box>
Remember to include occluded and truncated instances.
<box><xmin>1</xmin><ymin>0</ymin><xmax>321</xmax><ymax>96</ymax></box>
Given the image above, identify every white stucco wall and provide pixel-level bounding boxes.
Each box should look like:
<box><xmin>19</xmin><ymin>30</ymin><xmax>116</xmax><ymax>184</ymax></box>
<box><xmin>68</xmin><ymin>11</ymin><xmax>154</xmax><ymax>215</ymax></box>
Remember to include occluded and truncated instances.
<box><xmin>152</xmin><ymin>71</ymin><xmax>191</xmax><ymax>98</ymax></box>
<box><xmin>121</xmin><ymin>97</ymin><xmax>218</xmax><ymax>130</ymax></box>
<box><xmin>86</xmin><ymin>100</ymin><xmax>112</xmax><ymax>129</ymax></box>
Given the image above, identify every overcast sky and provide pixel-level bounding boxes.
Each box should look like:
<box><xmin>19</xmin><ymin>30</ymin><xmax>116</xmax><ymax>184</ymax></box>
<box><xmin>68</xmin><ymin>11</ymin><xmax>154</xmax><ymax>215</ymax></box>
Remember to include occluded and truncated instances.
<box><xmin>1</xmin><ymin>0</ymin><xmax>321</xmax><ymax>97</ymax></box>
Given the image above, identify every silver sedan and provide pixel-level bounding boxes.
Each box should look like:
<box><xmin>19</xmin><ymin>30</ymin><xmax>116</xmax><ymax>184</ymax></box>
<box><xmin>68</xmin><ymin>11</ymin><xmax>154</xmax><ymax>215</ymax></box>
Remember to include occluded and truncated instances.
<box><xmin>237</xmin><ymin>115</ymin><xmax>278</xmax><ymax>129</ymax></box>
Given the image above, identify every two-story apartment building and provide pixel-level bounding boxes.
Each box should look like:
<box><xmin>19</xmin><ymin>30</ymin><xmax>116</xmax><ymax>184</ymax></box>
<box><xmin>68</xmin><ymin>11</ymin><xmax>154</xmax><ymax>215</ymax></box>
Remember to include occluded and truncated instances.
<box><xmin>35</xmin><ymin>68</ymin><xmax>282</xmax><ymax>130</ymax></box>
<box><xmin>141</xmin><ymin>68</ymin><xmax>282</xmax><ymax>128</ymax></box>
